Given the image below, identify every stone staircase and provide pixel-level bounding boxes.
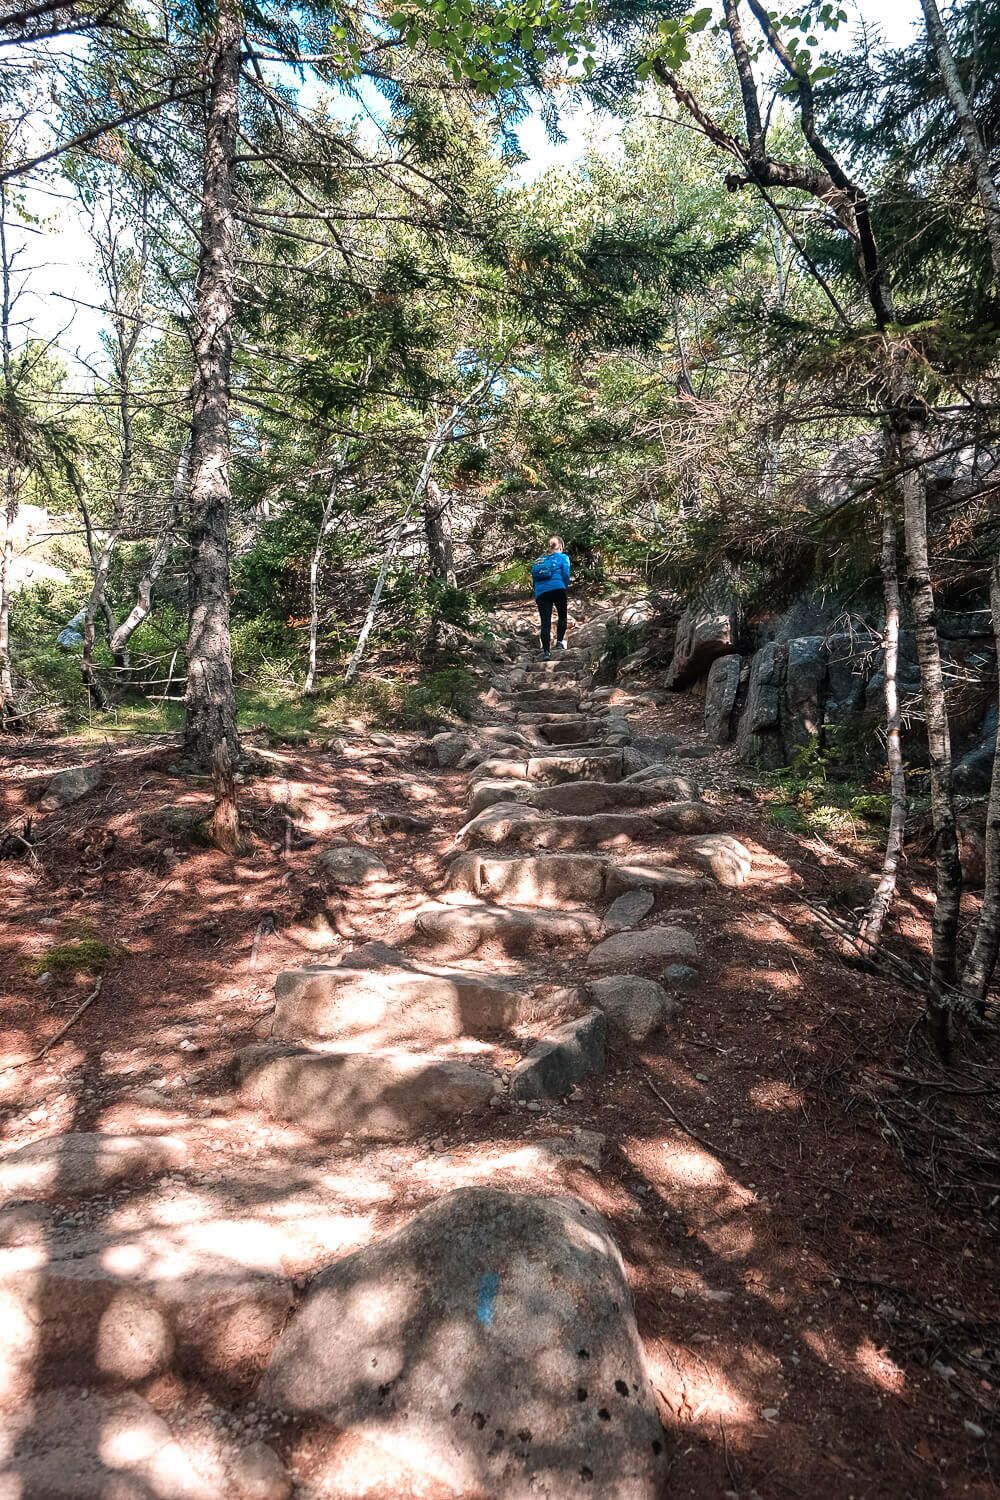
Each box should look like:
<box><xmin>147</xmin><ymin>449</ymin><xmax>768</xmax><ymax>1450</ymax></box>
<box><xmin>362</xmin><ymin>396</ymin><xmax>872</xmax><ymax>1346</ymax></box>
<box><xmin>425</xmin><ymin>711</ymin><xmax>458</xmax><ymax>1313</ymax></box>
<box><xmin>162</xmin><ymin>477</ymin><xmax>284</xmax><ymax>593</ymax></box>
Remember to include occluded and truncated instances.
<box><xmin>230</xmin><ymin>630</ymin><xmax>716</xmax><ymax>1145</ymax></box>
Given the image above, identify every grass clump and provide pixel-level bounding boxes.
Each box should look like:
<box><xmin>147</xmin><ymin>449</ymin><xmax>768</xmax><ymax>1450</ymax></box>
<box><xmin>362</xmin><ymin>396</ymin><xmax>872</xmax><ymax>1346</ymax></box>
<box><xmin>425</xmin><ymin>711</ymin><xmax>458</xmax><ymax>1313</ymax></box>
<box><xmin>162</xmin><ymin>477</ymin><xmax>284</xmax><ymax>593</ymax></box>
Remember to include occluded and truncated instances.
<box><xmin>34</xmin><ymin>938</ymin><xmax>126</xmax><ymax>977</ymax></box>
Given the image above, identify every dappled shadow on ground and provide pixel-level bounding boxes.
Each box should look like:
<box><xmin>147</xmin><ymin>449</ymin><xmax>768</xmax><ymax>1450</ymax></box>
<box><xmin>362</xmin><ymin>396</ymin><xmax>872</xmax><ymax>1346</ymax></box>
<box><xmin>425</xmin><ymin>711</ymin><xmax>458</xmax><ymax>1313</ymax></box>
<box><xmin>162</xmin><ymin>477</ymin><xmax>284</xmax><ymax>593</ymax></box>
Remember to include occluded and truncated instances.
<box><xmin>1</xmin><ymin>654</ymin><xmax>999</xmax><ymax>1497</ymax></box>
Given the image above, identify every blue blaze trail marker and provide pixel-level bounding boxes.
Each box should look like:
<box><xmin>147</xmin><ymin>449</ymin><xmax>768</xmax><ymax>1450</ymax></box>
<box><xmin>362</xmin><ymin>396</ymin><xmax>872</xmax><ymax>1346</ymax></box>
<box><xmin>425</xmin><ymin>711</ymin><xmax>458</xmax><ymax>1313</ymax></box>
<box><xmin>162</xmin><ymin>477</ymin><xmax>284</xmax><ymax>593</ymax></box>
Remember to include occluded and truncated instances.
<box><xmin>476</xmin><ymin>1271</ymin><xmax>500</xmax><ymax>1327</ymax></box>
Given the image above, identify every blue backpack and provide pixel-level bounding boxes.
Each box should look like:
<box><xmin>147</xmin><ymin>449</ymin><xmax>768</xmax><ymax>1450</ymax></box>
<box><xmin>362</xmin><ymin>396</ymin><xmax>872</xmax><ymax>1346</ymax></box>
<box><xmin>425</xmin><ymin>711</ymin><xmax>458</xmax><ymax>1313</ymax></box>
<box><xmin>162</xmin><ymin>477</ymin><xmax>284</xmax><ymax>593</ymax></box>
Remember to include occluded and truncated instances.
<box><xmin>533</xmin><ymin>555</ymin><xmax>557</xmax><ymax>584</ymax></box>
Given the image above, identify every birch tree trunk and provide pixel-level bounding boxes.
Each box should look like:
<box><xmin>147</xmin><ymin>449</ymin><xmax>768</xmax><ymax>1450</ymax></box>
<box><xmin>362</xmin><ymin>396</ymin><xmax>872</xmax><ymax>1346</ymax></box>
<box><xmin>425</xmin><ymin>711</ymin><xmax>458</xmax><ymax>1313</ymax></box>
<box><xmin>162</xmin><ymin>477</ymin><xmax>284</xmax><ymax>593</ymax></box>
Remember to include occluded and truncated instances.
<box><xmin>183</xmin><ymin>0</ymin><xmax>241</xmax><ymax>769</ymax></box>
<box><xmin>0</xmin><ymin>185</ymin><xmax>16</xmax><ymax>719</ymax></box>
<box><xmin>656</xmin><ymin>5</ymin><xmax>961</xmax><ymax>1050</ymax></box>
<box><xmin>896</xmin><ymin>412</ymin><xmax>963</xmax><ymax>1053</ymax></box>
<box><xmin>423</xmin><ymin>477</ymin><xmax>456</xmax><ymax>586</ymax></box>
<box><xmin>0</xmin><ymin>472</ymin><xmax>15</xmax><ymax>719</ymax></box>
<box><xmin>858</xmin><ymin>497</ymin><xmax>908</xmax><ymax>955</ymax></box>
<box><xmin>344</xmin><ymin>428</ymin><xmax>445</xmax><ymax>684</ymax></box>
<box><xmin>81</xmin><ymin>378</ymin><xmax>134</xmax><ymax>707</ymax></box>
<box><xmin>919</xmin><ymin>0</ymin><xmax>1000</xmax><ymax>283</ymax></box>
<box><xmin>110</xmin><ymin>434</ymin><xmax>189</xmax><ymax>667</ymax></box>
<box><xmin>304</xmin><ymin>370</ymin><xmax>368</xmax><ymax>697</ymax></box>
<box><xmin>961</xmin><ymin>554</ymin><xmax>1000</xmax><ymax>1013</ymax></box>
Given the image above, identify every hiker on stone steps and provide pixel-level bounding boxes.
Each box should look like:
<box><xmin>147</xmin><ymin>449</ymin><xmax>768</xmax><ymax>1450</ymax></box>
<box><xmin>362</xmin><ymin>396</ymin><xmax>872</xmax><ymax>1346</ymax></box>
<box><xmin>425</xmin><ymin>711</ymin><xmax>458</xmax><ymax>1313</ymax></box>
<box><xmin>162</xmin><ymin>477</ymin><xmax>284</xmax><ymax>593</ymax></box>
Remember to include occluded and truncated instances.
<box><xmin>531</xmin><ymin>535</ymin><xmax>571</xmax><ymax>660</ymax></box>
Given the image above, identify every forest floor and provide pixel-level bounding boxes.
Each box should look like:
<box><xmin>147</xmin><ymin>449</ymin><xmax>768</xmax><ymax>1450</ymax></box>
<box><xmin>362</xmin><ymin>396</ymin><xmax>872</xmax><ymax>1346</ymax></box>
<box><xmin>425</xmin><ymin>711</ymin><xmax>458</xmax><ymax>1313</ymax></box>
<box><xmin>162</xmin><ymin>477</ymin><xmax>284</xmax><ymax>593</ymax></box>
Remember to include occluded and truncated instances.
<box><xmin>1</xmin><ymin>600</ymin><xmax>999</xmax><ymax>1498</ymax></box>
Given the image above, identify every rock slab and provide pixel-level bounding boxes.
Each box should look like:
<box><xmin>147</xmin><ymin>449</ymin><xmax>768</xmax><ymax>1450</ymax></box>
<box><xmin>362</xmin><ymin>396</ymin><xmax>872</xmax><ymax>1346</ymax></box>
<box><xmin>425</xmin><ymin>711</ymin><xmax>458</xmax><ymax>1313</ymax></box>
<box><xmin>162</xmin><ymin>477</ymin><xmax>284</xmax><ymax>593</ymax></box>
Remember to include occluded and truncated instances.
<box><xmin>0</xmin><ymin>1132</ymin><xmax>185</xmax><ymax>1201</ymax></box>
<box><xmin>414</xmin><ymin>901</ymin><xmax>601</xmax><ymax>957</ymax></box>
<box><xmin>273</xmin><ymin>964</ymin><xmax>535</xmax><ymax>1044</ymax></box>
<box><xmin>234</xmin><ymin>1044</ymin><xmax>495</xmax><ymax>1136</ymax></box>
<box><xmin>509</xmin><ymin>1009</ymin><xmax>606</xmax><ymax>1100</ymax></box>
<box><xmin>315</xmin><ymin>844</ymin><xmax>389</xmax><ymax>886</ymax></box>
<box><xmin>260</xmin><ymin>1188</ymin><xmax>667</xmax><ymax>1499</ymax></box>
<box><xmin>587</xmin><ymin>926</ymin><xmax>699</xmax><ymax>971</ymax></box>
<box><xmin>448</xmin><ymin>851</ymin><xmax>607</xmax><ymax>906</ymax></box>
<box><xmin>704</xmin><ymin>654</ymin><xmax>742</xmax><ymax>743</ymax></box>
<box><xmin>602</xmin><ymin>889</ymin><xmax>655</xmax><ymax>933</ymax></box>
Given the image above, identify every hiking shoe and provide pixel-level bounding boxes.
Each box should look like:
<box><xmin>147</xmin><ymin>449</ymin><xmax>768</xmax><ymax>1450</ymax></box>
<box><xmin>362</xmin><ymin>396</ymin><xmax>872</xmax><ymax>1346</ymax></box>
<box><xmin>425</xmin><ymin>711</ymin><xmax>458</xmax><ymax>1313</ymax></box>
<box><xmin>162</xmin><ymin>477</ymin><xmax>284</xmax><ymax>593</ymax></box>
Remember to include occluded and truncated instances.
<box><xmin>556</xmin><ymin>640</ymin><xmax>567</xmax><ymax>650</ymax></box>
<box><xmin>542</xmin><ymin>651</ymin><xmax>551</xmax><ymax>660</ymax></box>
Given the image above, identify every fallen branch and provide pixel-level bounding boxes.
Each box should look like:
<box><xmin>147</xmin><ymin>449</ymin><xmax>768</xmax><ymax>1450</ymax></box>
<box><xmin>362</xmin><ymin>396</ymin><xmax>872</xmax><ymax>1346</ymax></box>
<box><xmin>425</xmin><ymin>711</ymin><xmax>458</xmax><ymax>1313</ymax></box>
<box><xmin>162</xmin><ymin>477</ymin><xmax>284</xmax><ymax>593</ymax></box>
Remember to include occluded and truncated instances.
<box><xmin>644</xmin><ymin>1073</ymin><xmax>749</xmax><ymax>1169</ymax></box>
<box><xmin>2</xmin><ymin>976</ymin><xmax>104</xmax><ymax>1070</ymax></box>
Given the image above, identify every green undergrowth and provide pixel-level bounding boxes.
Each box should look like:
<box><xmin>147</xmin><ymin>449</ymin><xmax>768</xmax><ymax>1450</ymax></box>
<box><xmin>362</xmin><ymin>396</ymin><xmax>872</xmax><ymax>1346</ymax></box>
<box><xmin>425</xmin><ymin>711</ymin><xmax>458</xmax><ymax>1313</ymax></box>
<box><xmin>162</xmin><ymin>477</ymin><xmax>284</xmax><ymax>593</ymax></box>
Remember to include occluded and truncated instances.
<box><xmin>33</xmin><ymin>937</ymin><xmax>126</xmax><ymax>977</ymax></box>
<box><xmin>763</xmin><ymin>737</ymin><xmax>892</xmax><ymax>845</ymax></box>
<box><xmin>63</xmin><ymin>663</ymin><xmax>481</xmax><ymax>746</ymax></box>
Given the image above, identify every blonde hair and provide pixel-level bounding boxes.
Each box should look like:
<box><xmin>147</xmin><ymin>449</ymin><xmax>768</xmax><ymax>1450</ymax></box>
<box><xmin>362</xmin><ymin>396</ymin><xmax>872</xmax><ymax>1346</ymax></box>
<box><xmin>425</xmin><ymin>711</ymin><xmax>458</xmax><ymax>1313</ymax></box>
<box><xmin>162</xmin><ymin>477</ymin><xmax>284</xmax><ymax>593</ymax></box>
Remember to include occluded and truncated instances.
<box><xmin>547</xmin><ymin>535</ymin><xmax>565</xmax><ymax>551</ymax></box>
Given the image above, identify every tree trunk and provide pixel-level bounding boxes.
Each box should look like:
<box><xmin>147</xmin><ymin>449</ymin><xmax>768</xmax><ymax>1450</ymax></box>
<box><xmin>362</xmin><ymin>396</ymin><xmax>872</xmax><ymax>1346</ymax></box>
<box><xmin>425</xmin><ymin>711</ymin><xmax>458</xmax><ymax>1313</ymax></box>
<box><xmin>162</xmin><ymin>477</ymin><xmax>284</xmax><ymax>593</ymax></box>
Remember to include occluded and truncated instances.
<box><xmin>0</xmin><ymin>187</ymin><xmax>16</xmax><ymax>720</ymax></box>
<box><xmin>183</xmin><ymin>0</ymin><xmax>241</xmax><ymax>769</ymax></box>
<box><xmin>0</xmin><ymin>473</ymin><xmax>15</xmax><ymax>720</ymax></box>
<box><xmin>858</xmin><ymin>497</ymin><xmax>908</xmax><ymax>955</ymax></box>
<box><xmin>660</xmin><ymin>8</ymin><xmax>961</xmax><ymax>1049</ymax></box>
<box><xmin>919</xmin><ymin>0</ymin><xmax>1000</xmax><ymax>283</ymax></box>
<box><xmin>345</xmin><ymin>425</ymin><xmax>450</xmax><ymax>684</ymax></box>
<box><xmin>423</xmin><ymin>477</ymin><xmax>456</xmax><ymax>586</ymax></box>
<box><xmin>110</xmin><ymin>434</ymin><xmax>189</xmax><ymax>668</ymax></box>
<box><xmin>961</xmin><ymin>553</ymin><xmax>1000</xmax><ymax>1013</ymax></box>
<box><xmin>209</xmin><ymin>738</ymin><xmax>241</xmax><ymax>852</ymax></box>
<box><xmin>896</xmin><ymin>411</ymin><xmax>963</xmax><ymax>1054</ymax></box>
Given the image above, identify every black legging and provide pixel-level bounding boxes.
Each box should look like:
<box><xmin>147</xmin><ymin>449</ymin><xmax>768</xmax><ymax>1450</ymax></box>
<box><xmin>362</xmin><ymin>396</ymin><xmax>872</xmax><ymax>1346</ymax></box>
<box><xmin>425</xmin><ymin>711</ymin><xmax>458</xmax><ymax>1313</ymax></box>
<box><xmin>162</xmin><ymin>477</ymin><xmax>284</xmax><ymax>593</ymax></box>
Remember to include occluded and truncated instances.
<box><xmin>536</xmin><ymin>588</ymin><xmax>568</xmax><ymax>652</ymax></box>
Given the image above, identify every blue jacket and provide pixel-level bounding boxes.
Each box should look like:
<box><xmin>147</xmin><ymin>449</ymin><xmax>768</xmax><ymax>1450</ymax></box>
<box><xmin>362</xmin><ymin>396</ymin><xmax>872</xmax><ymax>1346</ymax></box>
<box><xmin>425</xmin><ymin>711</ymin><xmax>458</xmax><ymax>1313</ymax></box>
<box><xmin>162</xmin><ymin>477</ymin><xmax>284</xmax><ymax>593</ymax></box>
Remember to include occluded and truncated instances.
<box><xmin>531</xmin><ymin>551</ymin><xmax>570</xmax><ymax>598</ymax></box>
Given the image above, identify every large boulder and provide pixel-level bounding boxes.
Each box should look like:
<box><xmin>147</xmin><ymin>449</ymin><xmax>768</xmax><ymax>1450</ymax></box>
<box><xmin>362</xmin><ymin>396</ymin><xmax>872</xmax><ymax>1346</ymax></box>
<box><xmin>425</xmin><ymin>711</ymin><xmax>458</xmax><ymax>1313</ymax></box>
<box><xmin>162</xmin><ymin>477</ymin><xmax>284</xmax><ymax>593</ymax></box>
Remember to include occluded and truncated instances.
<box><xmin>260</xmin><ymin>1188</ymin><xmax>667</xmax><ymax>1499</ymax></box>
<box><xmin>782</xmin><ymin>636</ymin><xmax>826</xmax><ymax>754</ymax></box>
<box><xmin>666</xmin><ymin>594</ymin><xmax>738</xmax><ymax>689</ymax></box>
<box><xmin>954</xmin><ymin>707</ymin><xmax>998</xmax><ymax>795</ymax></box>
<box><xmin>704</xmin><ymin>654</ymin><xmax>741</xmax><ymax>743</ymax></box>
<box><xmin>736</xmin><ymin>642</ymin><xmax>787</xmax><ymax>768</ymax></box>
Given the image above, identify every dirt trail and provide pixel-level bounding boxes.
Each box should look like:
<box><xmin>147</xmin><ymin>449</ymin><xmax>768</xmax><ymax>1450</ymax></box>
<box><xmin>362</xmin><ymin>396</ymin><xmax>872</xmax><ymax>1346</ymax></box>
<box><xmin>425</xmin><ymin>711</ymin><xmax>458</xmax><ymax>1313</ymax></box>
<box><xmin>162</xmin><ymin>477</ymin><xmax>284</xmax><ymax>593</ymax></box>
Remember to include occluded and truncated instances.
<box><xmin>0</xmin><ymin>602</ymin><xmax>997</xmax><ymax>1498</ymax></box>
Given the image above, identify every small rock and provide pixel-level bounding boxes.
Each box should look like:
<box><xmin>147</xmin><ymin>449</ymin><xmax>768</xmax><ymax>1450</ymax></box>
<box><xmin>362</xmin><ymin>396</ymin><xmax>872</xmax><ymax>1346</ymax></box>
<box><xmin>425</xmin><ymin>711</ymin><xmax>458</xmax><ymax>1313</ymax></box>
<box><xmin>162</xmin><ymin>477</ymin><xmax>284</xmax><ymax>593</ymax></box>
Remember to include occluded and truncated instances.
<box><xmin>685</xmin><ymin>834</ymin><xmax>753</xmax><ymax>888</ymax></box>
<box><xmin>39</xmin><ymin>765</ymin><xmax>102</xmax><ymax>811</ymax></box>
<box><xmin>314</xmin><ymin>844</ymin><xmax>389</xmax><ymax>887</ymax></box>
<box><xmin>964</xmin><ymin>1420</ymin><xmax>986</xmax><ymax>1440</ymax></box>
<box><xmin>663</xmin><ymin>964</ymin><xmax>699</xmax><ymax>985</ymax></box>
<box><xmin>230</xmin><ymin>1439</ymin><xmax>291</xmax><ymax>1500</ymax></box>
